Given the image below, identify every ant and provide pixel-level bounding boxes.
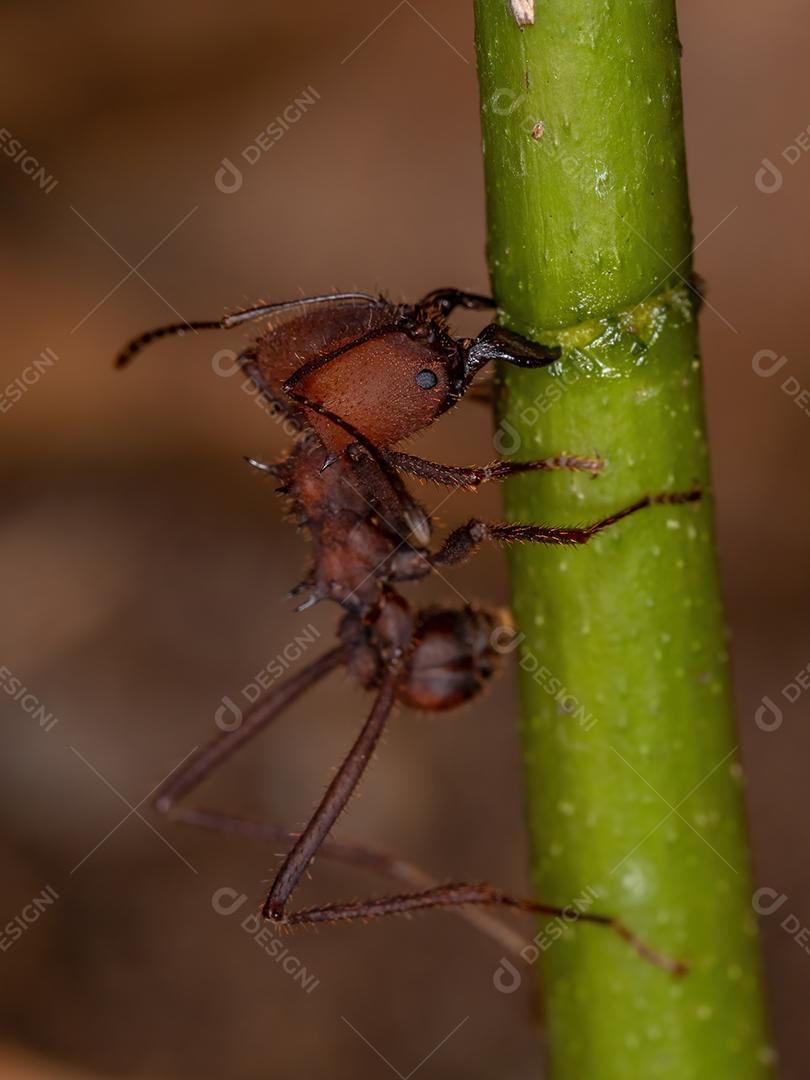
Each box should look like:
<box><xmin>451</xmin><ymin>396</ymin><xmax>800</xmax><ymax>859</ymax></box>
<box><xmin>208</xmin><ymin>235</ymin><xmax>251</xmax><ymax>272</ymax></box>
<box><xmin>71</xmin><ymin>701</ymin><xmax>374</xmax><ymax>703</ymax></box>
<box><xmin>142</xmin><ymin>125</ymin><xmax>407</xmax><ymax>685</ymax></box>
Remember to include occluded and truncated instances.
<box><xmin>117</xmin><ymin>287</ymin><xmax>698</xmax><ymax>973</ymax></box>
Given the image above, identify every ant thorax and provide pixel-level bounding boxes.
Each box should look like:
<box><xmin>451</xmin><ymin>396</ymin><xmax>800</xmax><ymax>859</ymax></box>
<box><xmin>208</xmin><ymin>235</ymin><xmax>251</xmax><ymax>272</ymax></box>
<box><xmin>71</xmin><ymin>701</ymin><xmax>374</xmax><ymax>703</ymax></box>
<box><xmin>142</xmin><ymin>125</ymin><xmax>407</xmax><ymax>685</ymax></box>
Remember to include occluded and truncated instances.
<box><xmin>277</xmin><ymin>436</ymin><xmax>432</xmax><ymax>614</ymax></box>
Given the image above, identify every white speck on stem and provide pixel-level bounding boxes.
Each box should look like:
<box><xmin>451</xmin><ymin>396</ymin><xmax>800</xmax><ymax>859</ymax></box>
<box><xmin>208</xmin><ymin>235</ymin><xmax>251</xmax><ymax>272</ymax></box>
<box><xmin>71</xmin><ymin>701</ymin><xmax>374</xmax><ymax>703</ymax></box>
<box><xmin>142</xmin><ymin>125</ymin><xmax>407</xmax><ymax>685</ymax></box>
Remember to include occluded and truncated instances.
<box><xmin>510</xmin><ymin>0</ymin><xmax>535</xmax><ymax>27</ymax></box>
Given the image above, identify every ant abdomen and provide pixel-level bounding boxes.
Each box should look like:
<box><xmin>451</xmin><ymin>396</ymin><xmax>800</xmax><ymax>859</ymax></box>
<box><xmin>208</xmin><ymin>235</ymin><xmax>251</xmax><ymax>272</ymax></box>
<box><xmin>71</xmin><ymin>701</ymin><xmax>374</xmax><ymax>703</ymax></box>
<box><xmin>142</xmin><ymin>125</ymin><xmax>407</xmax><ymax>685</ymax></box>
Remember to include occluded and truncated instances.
<box><xmin>401</xmin><ymin>606</ymin><xmax>507</xmax><ymax>712</ymax></box>
<box><xmin>339</xmin><ymin>604</ymin><xmax>505</xmax><ymax>712</ymax></box>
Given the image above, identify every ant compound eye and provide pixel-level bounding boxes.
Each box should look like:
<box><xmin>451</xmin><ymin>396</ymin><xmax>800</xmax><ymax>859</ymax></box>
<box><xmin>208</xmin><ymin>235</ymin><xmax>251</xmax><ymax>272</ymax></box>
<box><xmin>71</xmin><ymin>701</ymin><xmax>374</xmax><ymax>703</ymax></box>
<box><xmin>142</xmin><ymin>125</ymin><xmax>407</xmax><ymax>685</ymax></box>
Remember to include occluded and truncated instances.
<box><xmin>415</xmin><ymin>369</ymin><xmax>438</xmax><ymax>390</ymax></box>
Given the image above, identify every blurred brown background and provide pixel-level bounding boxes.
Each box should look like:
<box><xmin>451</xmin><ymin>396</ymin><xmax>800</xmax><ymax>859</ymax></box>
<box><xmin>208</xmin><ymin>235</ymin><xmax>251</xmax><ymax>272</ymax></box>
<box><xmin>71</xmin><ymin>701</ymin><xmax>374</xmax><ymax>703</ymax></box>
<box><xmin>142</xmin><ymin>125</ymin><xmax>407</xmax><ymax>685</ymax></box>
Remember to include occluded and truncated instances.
<box><xmin>1</xmin><ymin>1</ymin><xmax>808</xmax><ymax>1077</ymax></box>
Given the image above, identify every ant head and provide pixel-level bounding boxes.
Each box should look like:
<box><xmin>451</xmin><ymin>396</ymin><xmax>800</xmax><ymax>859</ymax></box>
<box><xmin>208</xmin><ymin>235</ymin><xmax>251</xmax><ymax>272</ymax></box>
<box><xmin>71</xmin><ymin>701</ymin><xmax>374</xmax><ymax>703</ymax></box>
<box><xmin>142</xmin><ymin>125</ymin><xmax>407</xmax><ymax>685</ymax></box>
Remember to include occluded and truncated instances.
<box><xmin>293</xmin><ymin>318</ymin><xmax>467</xmax><ymax>450</ymax></box>
<box><xmin>294</xmin><ymin>316</ymin><xmax>560</xmax><ymax>452</ymax></box>
<box><xmin>115</xmin><ymin>291</ymin><xmax>561</xmax><ymax>454</ymax></box>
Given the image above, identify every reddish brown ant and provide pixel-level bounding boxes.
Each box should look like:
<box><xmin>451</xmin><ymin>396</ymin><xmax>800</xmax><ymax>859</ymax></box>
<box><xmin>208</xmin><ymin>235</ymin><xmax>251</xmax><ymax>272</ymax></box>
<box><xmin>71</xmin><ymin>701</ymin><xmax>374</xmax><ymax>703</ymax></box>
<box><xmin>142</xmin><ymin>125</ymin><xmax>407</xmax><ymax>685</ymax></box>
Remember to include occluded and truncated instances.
<box><xmin>117</xmin><ymin>287</ymin><xmax>697</xmax><ymax>973</ymax></box>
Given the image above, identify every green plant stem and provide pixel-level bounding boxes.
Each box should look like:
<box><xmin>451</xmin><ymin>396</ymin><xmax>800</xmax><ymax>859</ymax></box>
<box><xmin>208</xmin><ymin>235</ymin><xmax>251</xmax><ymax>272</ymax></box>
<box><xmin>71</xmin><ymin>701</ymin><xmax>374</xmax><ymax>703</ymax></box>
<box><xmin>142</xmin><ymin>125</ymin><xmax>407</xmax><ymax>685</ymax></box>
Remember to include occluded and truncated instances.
<box><xmin>473</xmin><ymin>3</ymin><xmax>772</xmax><ymax>1077</ymax></box>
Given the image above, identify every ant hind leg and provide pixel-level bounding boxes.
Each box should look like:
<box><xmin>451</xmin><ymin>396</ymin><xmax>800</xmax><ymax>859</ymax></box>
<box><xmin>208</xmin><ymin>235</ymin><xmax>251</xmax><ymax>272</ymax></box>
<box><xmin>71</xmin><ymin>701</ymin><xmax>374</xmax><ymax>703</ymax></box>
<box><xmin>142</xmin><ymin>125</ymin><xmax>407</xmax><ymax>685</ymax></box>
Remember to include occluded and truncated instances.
<box><xmin>284</xmin><ymin>882</ymin><xmax>686</xmax><ymax>975</ymax></box>
<box><xmin>262</xmin><ymin>666</ymin><xmax>400</xmax><ymax>921</ymax></box>
<box><xmin>430</xmin><ymin>489</ymin><xmax>702</xmax><ymax>568</ymax></box>
<box><xmin>152</xmin><ymin>646</ymin><xmax>347</xmax><ymax>817</ymax></box>
<box><xmin>171</xmin><ymin>806</ymin><xmax>529</xmax><ymax>957</ymax></box>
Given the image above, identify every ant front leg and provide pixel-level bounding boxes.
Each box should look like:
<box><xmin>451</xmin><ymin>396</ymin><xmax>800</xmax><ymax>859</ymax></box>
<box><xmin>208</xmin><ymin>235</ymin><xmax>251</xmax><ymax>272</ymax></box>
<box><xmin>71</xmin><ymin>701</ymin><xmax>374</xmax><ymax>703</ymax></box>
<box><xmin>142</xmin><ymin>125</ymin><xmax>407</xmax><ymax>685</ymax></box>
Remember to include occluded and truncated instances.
<box><xmin>386</xmin><ymin>449</ymin><xmax>602</xmax><ymax>490</ymax></box>
<box><xmin>429</xmin><ymin>490</ymin><xmax>702</xmax><ymax>568</ymax></box>
<box><xmin>416</xmin><ymin>288</ymin><xmax>494</xmax><ymax>318</ymax></box>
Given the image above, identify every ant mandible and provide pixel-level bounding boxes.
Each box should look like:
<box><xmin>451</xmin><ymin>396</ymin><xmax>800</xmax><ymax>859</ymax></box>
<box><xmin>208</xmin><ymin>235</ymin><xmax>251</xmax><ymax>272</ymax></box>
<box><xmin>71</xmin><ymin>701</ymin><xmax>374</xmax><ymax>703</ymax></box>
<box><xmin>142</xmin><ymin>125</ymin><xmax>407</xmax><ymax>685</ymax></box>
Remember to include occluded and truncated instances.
<box><xmin>117</xmin><ymin>287</ymin><xmax>698</xmax><ymax>973</ymax></box>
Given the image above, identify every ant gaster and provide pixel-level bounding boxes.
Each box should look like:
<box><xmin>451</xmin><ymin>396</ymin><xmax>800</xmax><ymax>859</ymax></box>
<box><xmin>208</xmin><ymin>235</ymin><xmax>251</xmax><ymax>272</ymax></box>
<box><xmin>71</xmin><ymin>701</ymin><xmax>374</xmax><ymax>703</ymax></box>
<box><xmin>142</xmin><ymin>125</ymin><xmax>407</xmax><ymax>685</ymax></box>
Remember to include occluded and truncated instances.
<box><xmin>117</xmin><ymin>287</ymin><xmax>698</xmax><ymax>973</ymax></box>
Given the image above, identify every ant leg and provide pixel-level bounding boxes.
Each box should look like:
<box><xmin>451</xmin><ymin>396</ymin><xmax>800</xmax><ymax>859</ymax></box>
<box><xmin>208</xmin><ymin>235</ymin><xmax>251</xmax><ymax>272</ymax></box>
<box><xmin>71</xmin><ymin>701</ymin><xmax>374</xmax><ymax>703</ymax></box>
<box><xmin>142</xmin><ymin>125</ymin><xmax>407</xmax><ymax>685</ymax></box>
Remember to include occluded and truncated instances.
<box><xmin>416</xmin><ymin>288</ymin><xmax>494</xmax><ymax>317</ymax></box>
<box><xmin>386</xmin><ymin>450</ymin><xmax>602</xmax><ymax>489</ymax></box>
<box><xmin>167</xmin><ymin>807</ymin><xmax>528</xmax><ymax>957</ymax></box>
<box><xmin>263</xmin><ymin>665</ymin><xmax>400</xmax><ymax>921</ymax></box>
<box><xmin>254</xmin><ymin>663</ymin><xmax>668</xmax><ymax>971</ymax></box>
<box><xmin>429</xmin><ymin>490</ymin><xmax>702</xmax><ymax>568</ymax></box>
<box><xmin>284</xmin><ymin>882</ymin><xmax>686</xmax><ymax>975</ymax></box>
<box><xmin>152</xmin><ymin>649</ymin><xmax>524</xmax><ymax>954</ymax></box>
<box><xmin>153</xmin><ymin>645</ymin><xmax>346</xmax><ymax>816</ymax></box>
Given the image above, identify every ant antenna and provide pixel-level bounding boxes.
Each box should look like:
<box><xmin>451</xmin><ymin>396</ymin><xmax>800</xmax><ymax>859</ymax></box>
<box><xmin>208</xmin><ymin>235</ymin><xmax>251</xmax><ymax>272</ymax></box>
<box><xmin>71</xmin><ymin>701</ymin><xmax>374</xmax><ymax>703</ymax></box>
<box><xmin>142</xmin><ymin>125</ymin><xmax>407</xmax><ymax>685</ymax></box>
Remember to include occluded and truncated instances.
<box><xmin>115</xmin><ymin>292</ymin><xmax>382</xmax><ymax>369</ymax></box>
<box><xmin>115</xmin><ymin>320</ymin><xmax>223</xmax><ymax>368</ymax></box>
